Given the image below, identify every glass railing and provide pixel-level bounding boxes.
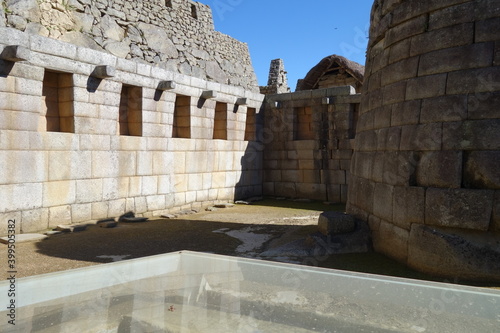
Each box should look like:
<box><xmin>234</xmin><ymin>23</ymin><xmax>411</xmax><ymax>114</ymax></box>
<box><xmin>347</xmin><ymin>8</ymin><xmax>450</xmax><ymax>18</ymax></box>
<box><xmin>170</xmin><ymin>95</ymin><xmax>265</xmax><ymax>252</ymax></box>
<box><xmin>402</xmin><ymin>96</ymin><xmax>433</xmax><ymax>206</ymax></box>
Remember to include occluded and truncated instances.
<box><xmin>1</xmin><ymin>251</ymin><xmax>499</xmax><ymax>332</ymax></box>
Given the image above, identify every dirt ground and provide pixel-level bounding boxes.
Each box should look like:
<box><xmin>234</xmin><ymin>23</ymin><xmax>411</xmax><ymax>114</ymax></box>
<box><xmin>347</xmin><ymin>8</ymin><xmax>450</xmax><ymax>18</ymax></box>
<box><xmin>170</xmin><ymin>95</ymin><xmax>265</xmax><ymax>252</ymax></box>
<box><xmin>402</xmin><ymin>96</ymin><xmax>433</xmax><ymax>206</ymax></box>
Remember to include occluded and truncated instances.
<box><xmin>1</xmin><ymin>199</ymin><xmax>499</xmax><ymax>288</ymax></box>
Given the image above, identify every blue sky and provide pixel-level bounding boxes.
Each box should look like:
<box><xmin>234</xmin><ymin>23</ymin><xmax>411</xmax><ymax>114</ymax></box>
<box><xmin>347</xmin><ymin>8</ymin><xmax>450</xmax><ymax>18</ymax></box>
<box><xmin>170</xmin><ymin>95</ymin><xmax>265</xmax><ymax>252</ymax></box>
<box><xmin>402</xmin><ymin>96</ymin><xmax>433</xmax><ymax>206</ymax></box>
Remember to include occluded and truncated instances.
<box><xmin>203</xmin><ymin>0</ymin><xmax>374</xmax><ymax>90</ymax></box>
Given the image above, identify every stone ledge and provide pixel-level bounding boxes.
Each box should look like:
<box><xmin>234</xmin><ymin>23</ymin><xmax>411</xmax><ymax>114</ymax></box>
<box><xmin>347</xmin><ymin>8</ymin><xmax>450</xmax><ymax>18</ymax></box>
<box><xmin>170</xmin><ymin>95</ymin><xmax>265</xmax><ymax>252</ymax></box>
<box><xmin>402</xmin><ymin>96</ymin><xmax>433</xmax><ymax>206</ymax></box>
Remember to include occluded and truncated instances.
<box><xmin>0</xmin><ymin>233</ymin><xmax>47</xmax><ymax>244</ymax></box>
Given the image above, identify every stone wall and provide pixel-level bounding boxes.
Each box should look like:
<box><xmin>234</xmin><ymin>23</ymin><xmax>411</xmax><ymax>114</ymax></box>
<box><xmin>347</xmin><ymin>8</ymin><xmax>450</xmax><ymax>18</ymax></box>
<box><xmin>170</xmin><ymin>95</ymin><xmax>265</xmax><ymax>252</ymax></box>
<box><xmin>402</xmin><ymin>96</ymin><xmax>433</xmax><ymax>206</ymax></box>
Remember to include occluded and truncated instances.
<box><xmin>347</xmin><ymin>0</ymin><xmax>500</xmax><ymax>281</ymax></box>
<box><xmin>263</xmin><ymin>87</ymin><xmax>360</xmax><ymax>202</ymax></box>
<box><xmin>0</xmin><ymin>27</ymin><xmax>263</xmax><ymax>235</ymax></box>
<box><xmin>0</xmin><ymin>0</ymin><xmax>258</xmax><ymax>92</ymax></box>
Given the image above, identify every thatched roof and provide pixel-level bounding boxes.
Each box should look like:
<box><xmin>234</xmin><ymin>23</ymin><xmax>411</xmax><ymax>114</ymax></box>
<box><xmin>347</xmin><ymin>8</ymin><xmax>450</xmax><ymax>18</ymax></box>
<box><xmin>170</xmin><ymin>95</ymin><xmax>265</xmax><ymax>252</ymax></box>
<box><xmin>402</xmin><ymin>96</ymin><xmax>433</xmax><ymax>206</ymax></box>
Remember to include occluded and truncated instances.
<box><xmin>296</xmin><ymin>55</ymin><xmax>365</xmax><ymax>91</ymax></box>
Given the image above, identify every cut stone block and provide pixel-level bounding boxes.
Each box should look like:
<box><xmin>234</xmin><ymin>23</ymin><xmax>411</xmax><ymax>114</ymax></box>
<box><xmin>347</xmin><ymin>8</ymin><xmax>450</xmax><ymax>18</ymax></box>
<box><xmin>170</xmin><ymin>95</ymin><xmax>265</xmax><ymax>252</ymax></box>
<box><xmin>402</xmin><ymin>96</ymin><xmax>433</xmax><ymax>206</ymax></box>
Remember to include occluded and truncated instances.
<box><xmin>408</xmin><ymin>224</ymin><xmax>500</xmax><ymax>282</ymax></box>
<box><xmin>92</xmin><ymin>65</ymin><xmax>115</xmax><ymax>79</ymax></box>
<box><xmin>201</xmin><ymin>90</ymin><xmax>217</xmax><ymax>99</ymax></box>
<box><xmin>318</xmin><ymin>211</ymin><xmax>356</xmax><ymax>235</ymax></box>
<box><xmin>0</xmin><ymin>233</ymin><xmax>47</xmax><ymax>244</ymax></box>
<box><xmin>158</xmin><ymin>80</ymin><xmax>176</xmax><ymax>90</ymax></box>
<box><xmin>55</xmin><ymin>224</ymin><xmax>87</xmax><ymax>232</ymax></box>
<box><xmin>0</xmin><ymin>45</ymin><xmax>31</xmax><ymax>62</ymax></box>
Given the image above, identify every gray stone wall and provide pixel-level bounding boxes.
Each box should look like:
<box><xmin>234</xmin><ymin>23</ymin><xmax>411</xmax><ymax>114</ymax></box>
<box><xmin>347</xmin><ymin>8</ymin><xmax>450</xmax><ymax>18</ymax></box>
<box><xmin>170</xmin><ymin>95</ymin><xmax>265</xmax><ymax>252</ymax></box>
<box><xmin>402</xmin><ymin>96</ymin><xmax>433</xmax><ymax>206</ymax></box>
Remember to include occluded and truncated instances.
<box><xmin>0</xmin><ymin>27</ymin><xmax>263</xmax><ymax>235</ymax></box>
<box><xmin>1</xmin><ymin>0</ymin><xmax>258</xmax><ymax>92</ymax></box>
<box><xmin>347</xmin><ymin>0</ymin><xmax>500</xmax><ymax>281</ymax></box>
<box><xmin>263</xmin><ymin>87</ymin><xmax>360</xmax><ymax>202</ymax></box>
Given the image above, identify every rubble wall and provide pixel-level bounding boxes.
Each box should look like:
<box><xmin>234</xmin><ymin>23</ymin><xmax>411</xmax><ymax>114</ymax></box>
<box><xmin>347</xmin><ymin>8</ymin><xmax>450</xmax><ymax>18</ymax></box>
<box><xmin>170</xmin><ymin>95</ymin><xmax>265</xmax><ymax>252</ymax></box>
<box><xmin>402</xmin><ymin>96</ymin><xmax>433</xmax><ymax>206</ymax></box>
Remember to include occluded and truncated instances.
<box><xmin>347</xmin><ymin>0</ymin><xmax>500</xmax><ymax>281</ymax></box>
<box><xmin>0</xmin><ymin>27</ymin><xmax>264</xmax><ymax>235</ymax></box>
<box><xmin>0</xmin><ymin>0</ymin><xmax>258</xmax><ymax>92</ymax></box>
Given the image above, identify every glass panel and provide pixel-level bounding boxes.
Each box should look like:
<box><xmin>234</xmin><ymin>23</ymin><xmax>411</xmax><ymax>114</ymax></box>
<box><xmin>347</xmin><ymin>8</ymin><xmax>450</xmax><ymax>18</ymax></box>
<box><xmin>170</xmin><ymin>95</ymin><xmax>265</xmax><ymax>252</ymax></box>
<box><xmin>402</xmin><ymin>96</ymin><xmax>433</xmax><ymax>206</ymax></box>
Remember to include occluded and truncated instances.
<box><xmin>1</xmin><ymin>251</ymin><xmax>499</xmax><ymax>332</ymax></box>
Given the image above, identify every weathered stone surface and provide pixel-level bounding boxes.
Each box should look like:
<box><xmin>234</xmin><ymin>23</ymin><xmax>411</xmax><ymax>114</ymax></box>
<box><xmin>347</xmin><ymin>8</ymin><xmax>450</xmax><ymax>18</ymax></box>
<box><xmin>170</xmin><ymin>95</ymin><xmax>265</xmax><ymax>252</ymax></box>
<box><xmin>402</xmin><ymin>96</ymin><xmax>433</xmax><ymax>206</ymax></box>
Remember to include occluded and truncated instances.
<box><xmin>372</xmin><ymin>220</ymin><xmax>409</xmax><ymax>264</ymax></box>
<box><xmin>99</xmin><ymin>221</ymin><xmax>118</xmax><ymax>228</ymax></box>
<box><xmin>138</xmin><ymin>23</ymin><xmax>178</xmax><ymax>59</ymax></box>
<box><xmin>416</xmin><ymin>151</ymin><xmax>462</xmax><ymax>188</ymax></box>
<box><xmin>392</xmin><ymin>186</ymin><xmax>424</xmax><ymax>230</ymax></box>
<box><xmin>408</xmin><ymin>224</ymin><xmax>500</xmax><ymax>282</ymax></box>
<box><xmin>464</xmin><ymin>151</ymin><xmax>500</xmax><ymax>189</ymax></box>
<box><xmin>492</xmin><ymin>191</ymin><xmax>500</xmax><ymax>231</ymax></box>
<box><xmin>55</xmin><ymin>224</ymin><xmax>87</xmax><ymax>232</ymax></box>
<box><xmin>214</xmin><ymin>203</ymin><xmax>234</xmax><ymax>208</ymax></box>
<box><xmin>318</xmin><ymin>211</ymin><xmax>356</xmax><ymax>235</ymax></box>
<box><xmin>5</xmin><ymin>0</ymin><xmax>40</xmax><ymax>23</ymax></box>
<box><xmin>425</xmin><ymin>188</ymin><xmax>494</xmax><ymax>231</ymax></box>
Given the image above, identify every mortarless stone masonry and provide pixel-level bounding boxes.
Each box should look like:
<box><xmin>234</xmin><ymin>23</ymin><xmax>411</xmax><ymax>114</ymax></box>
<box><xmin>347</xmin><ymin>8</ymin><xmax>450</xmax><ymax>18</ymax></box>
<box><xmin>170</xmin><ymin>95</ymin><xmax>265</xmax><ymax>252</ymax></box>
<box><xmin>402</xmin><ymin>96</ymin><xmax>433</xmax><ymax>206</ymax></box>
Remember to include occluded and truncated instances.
<box><xmin>346</xmin><ymin>0</ymin><xmax>500</xmax><ymax>281</ymax></box>
<box><xmin>0</xmin><ymin>0</ymin><xmax>258</xmax><ymax>92</ymax></box>
<box><xmin>1</xmin><ymin>0</ymin><xmax>499</xmax><ymax>282</ymax></box>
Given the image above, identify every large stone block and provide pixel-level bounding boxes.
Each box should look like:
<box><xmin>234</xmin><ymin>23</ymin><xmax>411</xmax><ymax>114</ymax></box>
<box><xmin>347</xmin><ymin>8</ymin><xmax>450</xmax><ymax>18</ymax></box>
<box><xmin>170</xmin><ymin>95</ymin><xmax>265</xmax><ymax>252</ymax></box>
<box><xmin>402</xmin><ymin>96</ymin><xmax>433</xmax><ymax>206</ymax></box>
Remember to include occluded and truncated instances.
<box><xmin>468</xmin><ymin>91</ymin><xmax>500</xmax><ymax>119</ymax></box>
<box><xmin>416</xmin><ymin>151</ymin><xmax>463</xmax><ymax>188</ymax></box>
<box><xmin>420</xmin><ymin>95</ymin><xmax>467</xmax><ymax>123</ymax></box>
<box><xmin>409</xmin><ymin>23</ymin><xmax>474</xmax><ymax>56</ymax></box>
<box><xmin>443</xmin><ymin>120</ymin><xmax>500</xmax><ymax>150</ymax></box>
<box><xmin>408</xmin><ymin>224</ymin><xmax>500</xmax><ymax>282</ymax></box>
<box><xmin>75</xmin><ymin>179</ymin><xmax>103</xmax><ymax>204</ymax></box>
<box><xmin>425</xmin><ymin>188</ymin><xmax>494</xmax><ymax>230</ymax></box>
<box><xmin>373</xmin><ymin>183</ymin><xmax>394</xmax><ymax>222</ymax></box>
<box><xmin>318</xmin><ymin>211</ymin><xmax>356</xmax><ymax>235</ymax></box>
<box><xmin>406</xmin><ymin>73</ymin><xmax>447</xmax><ymax>100</ymax></box>
<box><xmin>48</xmin><ymin>205</ymin><xmax>71</xmax><ymax>227</ymax></box>
<box><xmin>428</xmin><ymin>2</ymin><xmax>475</xmax><ymax>30</ymax></box>
<box><xmin>0</xmin><ymin>183</ymin><xmax>43</xmax><ymax>213</ymax></box>
<box><xmin>21</xmin><ymin>208</ymin><xmax>49</xmax><ymax>233</ymax></box>
<box><xmin>372</xmin><ymin>220</ymin><xmax>409</xmax><ymax>264</ymax></box>
<box><xmin>418</xmin><ymin>43</ymin><xmax>494</xmax><ymax>76</ymax></box>
<box><xmin>43</xmin><ymin>180</ymin><xmax>76</xmax><ymax>207</ymax></box>
<box><xmin>447</xmin><ymin>67</ymin><xmax>500</xmax><ymax>95</ymax></box>
<box><xmin>71</xmin><ymin>203</ymin><xmax>92</xmax><ymax>223</ymax></box>
<box><xmin>392</xmin><ymin>186</ymin><xmax>425</xmax><ymax>230</ymax></box>
<box><xmin>464</xmin><ymin>151</ymin><xmax>500</xmax><ymax>189</ymax></box>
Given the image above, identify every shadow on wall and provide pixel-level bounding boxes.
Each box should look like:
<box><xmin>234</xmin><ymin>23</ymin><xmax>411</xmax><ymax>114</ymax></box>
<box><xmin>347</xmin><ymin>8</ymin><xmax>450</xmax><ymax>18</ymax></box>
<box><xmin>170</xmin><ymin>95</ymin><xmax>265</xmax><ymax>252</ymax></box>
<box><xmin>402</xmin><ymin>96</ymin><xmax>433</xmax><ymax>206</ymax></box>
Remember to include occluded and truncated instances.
<box><xmin>234</xmin><ymin>105</ymin><xmax>265</xmax><ymax>201</ymax></box>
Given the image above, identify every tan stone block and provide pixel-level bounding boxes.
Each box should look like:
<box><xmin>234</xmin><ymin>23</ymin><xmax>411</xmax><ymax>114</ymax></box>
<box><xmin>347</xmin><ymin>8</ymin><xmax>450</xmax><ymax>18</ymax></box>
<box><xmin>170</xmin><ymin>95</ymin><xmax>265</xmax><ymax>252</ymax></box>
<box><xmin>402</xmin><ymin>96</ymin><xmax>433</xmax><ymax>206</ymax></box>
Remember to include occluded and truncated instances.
<box><xmin>49</xmin><ymin>205</ymin><xmax>72</xmax><ymax>227</ymax></box>
<box><xmin>128</xmin><ymin>177</ymin><xmax>142</xmax><ymax>197</ymax></box>
<box><xmin>158</xmin><ymin>175</ymin><xmax>173</xmax><ymax>194</ymax></box>
<box><xmin>105</xmin><ymin>199</ymin><xmax>125</xmax><ymax>217</ymax></box>
<box><xmin>174</xmin><ymin>174</ymin><xmax>188</xmax><ymax>192</ymax></box>
<box><xmin>186</xmin><ymin>191</ymin><xmax>197</xmax><ymax>204</ymax></box>
<box><xmin>117</xmin><ymin>151</ymin><xmax>137</xmax><ymax>176</ymax></box>
<box><xmin>0</xmin><ymin>212</ymin><xmax>22</xmax><ymax>236</ymax></box>
<box><xmin>71</xmin><ymin>203</ymin><xmax>92</xmax><ymax>223</ymax></box>
<box><xmin>188</xmin><ymin>173</ymin><xmax>203</xmax><ymax>191</ymax></box>
<box><xmin>147</xmin><ymin>195</ymin><xmax>166</xmax><ymax>211</ymax></box>
<box><xmin>43</xmin><ymin>180</ymin><xmax>76</xmax><ymax>207</ymax></box>
<box><xmin>296</xmin><ymin>183</ymin><xmax>326</xmax><ymax>201</ymax></box>
<box><xmin>134</xmin><ymin>197</ymin><xmax>148</xmax><ymax>214</ymax></box>
<box><xmin>21</xmin><ymin>209</ymin><xmax>49</xmax><ymax>233</ymax></box>
<box><xmin>76</xmin><ymin>179</ymin><xmax>103</xmax><ymax>203</ymax></box>
<box><xmin>196</xmin><ymin>190</ymin><xmax>209</xmax><ymax>202</ymax></box>
<box><xmin>425</xmin><ymin>188</ymin><xmax>494</xmax><ymax>230</ymax></box>
<box><xmin>103</xmin><ymin>177</ymin><xmax>129</xmax><ymax>200</ymax></box>
<box><xmin>91</xmin><ymin>202</ymin><xmax>109</xmax><ymax>220</ymax></box>
<box><xmin>0</xmin><ymin>151</ymin><xmax>47</xmax><ymax>184</ymax></box>
<box><xmin>0</xmin><ymin>183</ymin><xmax>43</xmax><ymax>213</ymax></box>
<box><xmin>211</xmin><ymin>172</ymin><xmax>226</xmax><ymax>188</ymax></box>
<box><xmin>142</xmin><ymin>176</ymin><xmax>158</xmax><ymax>196</ymax></box>
<box><xmin>372</xmin><ymin>220</ymin><xmax>409</xmax><ymax>264</ymax></box>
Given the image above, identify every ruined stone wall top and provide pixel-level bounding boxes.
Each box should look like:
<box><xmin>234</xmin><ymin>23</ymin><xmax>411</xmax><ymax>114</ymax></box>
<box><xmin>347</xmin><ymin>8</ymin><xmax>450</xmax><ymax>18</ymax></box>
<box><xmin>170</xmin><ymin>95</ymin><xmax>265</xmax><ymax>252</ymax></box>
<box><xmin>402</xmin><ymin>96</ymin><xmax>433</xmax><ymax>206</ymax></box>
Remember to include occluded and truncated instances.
<box><xmin>0</xmin><ymin>0</ymin><xmax>259</xmax><ymax>92</ymax></box>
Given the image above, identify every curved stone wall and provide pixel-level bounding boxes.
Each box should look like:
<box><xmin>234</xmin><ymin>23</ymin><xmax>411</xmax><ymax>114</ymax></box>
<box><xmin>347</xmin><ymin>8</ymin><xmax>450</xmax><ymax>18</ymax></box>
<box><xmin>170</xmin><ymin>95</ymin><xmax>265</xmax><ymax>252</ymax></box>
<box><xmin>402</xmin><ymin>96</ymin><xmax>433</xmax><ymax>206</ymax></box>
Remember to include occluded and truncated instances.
<box><xmin>347</xmin><ymin>0</ymin><xmax>500</xmax><ymax>281</ymax></box>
